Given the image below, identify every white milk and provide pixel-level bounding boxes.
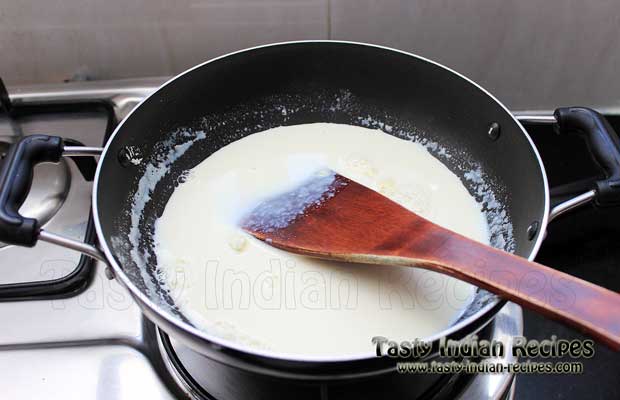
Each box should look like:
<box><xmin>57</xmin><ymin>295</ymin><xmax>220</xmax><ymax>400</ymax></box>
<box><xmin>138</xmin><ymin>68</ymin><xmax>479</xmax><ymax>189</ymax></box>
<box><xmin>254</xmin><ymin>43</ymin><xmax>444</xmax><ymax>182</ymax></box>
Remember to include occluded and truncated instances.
<box><xmin>154</xmin><ymin>123</ymin><xmax>489</xmax><ymax>357</ymax></box>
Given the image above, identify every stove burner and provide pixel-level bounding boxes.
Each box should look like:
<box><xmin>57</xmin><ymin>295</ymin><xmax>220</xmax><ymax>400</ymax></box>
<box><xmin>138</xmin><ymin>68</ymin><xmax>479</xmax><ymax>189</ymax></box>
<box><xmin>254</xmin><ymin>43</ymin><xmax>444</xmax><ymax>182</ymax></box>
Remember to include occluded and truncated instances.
<box><xmin>156</xmin><ymin>303</ymin><xmax>520</xmax><ymax>400</ymax></box>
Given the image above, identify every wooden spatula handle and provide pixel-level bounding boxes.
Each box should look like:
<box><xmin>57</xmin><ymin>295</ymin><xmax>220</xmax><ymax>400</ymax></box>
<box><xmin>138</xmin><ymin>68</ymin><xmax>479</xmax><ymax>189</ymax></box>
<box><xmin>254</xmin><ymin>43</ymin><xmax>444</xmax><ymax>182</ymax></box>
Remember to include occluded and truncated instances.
<box><xmin>391</xmin><ymin>221</ymin><xmax>620</xmax><ymax>349</ymax></box>
<box><xmin>243</xmin><ymin>173</ymin><xmax>620</xmax><ymax>349</ymax></box>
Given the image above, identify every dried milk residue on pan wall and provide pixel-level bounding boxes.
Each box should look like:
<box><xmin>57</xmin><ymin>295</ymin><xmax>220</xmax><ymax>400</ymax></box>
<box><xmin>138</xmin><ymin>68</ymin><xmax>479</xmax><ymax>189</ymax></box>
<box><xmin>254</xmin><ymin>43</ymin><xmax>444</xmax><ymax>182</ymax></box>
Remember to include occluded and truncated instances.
<box><xmin>153</xmin><ymin>123</ymin><xmax>495</xmax><ymax>356</ymax></box>
<box><xmin>117</xmin><ymin>89</ymin><xmax>514</xmax><ymax>356</ymax></box>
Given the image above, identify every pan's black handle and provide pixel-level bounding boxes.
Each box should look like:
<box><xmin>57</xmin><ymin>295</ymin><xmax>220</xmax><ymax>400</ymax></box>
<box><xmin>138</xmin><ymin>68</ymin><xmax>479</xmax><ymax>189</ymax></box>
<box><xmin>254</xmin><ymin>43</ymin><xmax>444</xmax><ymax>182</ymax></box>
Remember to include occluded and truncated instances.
<box><xmin>554</xmin><ymin>107</ymin><xmax>620</xmax><ymax>207</ymax></box>
<box><xmin>0</xmin><ymin>135</ymin><xmax>64</xmax><ymax>246</ymax></box>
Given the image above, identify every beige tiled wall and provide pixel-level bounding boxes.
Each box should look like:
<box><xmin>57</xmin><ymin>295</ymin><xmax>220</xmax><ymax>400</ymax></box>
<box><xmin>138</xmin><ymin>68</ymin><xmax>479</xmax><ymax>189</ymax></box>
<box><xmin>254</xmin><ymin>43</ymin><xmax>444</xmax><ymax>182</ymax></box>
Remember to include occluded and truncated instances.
<box><xmin>330</xmin><ymin>0</ymin><xmax>620</xmax><ymax>110</ymax></box>
<box><xmin>0</xmin><ymin>0</ymin><xmax>329</xmax><ymax>84</ymax></box>
<box><xmin>1</xmin><ymin>0</ymin><xmax>620</xmax><ymax>110</ymax></box>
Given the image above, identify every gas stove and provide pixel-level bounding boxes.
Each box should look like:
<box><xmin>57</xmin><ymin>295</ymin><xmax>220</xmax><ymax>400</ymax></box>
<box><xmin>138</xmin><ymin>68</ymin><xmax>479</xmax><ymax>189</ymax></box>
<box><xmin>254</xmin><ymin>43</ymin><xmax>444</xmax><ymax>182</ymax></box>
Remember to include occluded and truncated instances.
<box><xmin>0</xmin><ymin>78</ymin><xmax>616</xmax><ymax>400</ymax></box>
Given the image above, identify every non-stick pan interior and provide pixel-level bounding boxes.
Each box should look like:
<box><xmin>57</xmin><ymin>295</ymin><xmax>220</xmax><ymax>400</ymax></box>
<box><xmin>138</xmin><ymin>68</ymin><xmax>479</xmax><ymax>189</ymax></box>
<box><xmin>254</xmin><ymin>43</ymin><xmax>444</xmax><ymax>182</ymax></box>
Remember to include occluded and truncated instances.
<box><xmin>96</xmin><ymin>42</ymin><xmax>547</xmax><ymax>333</ymax></box>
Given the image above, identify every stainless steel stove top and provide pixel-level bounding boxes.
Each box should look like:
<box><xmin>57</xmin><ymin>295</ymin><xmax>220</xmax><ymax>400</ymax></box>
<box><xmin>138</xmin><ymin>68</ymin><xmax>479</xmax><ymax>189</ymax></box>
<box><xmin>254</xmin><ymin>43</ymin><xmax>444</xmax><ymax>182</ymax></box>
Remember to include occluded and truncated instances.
<box><xmin>0</xmin><ymin>78</ymin><xmax>520</xmax><ymax>400</ymax></box>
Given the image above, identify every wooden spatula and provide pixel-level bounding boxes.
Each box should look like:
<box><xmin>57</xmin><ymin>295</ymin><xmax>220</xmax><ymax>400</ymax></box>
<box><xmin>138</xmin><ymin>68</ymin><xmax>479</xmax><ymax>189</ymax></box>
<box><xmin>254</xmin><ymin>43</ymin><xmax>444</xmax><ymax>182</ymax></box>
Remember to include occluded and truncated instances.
<box><xmin>241</xmin><ymin>171</ymin><xmax>620</xmax><ymax>349</ymax></box>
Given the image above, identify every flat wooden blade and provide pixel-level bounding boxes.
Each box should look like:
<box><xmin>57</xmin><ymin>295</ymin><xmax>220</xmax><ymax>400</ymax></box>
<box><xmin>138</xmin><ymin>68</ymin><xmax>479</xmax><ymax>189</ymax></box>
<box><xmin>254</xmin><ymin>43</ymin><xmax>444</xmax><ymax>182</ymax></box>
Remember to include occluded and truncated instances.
<box><xmin>240</xmin><ymin>170</ymin><xmax>437</xmax><ymax>260</ymax></box>
<box><xmin>240</xmin><ymin>170</ymin><xmax>620</xmax><ymax>350</ymax></box>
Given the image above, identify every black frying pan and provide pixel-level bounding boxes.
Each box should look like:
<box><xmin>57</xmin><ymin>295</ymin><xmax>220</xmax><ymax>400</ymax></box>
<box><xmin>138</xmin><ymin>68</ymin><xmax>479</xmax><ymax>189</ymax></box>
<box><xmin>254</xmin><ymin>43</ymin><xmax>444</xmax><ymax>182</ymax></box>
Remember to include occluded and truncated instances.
<box><xmin>1</xmin><ymin>42</ymin><xmax>619</xmax><ymax>389</ymax></box>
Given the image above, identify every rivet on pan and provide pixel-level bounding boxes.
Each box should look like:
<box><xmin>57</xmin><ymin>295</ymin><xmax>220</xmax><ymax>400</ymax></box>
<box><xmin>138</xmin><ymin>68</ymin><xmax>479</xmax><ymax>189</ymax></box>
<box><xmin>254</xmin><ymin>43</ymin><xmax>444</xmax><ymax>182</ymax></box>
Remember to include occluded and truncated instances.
<box><xmin>104</xmin><ymin>267</ymin><xmax>115</xmax><ymax>280</ymax></box>
<box><xmin>487</xmin><ymin>122</ymin><xmax>501</xmax><ymax>141</ymax></box>
<box><xmin>527</xmin><ymin>221</ymin><xmax>539</xmax><ymax>241</ymax></box>
<box><xmin>118</xmin><ymin>146</ymin><xmax>143</xmax><ymax>167</ymax></box>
